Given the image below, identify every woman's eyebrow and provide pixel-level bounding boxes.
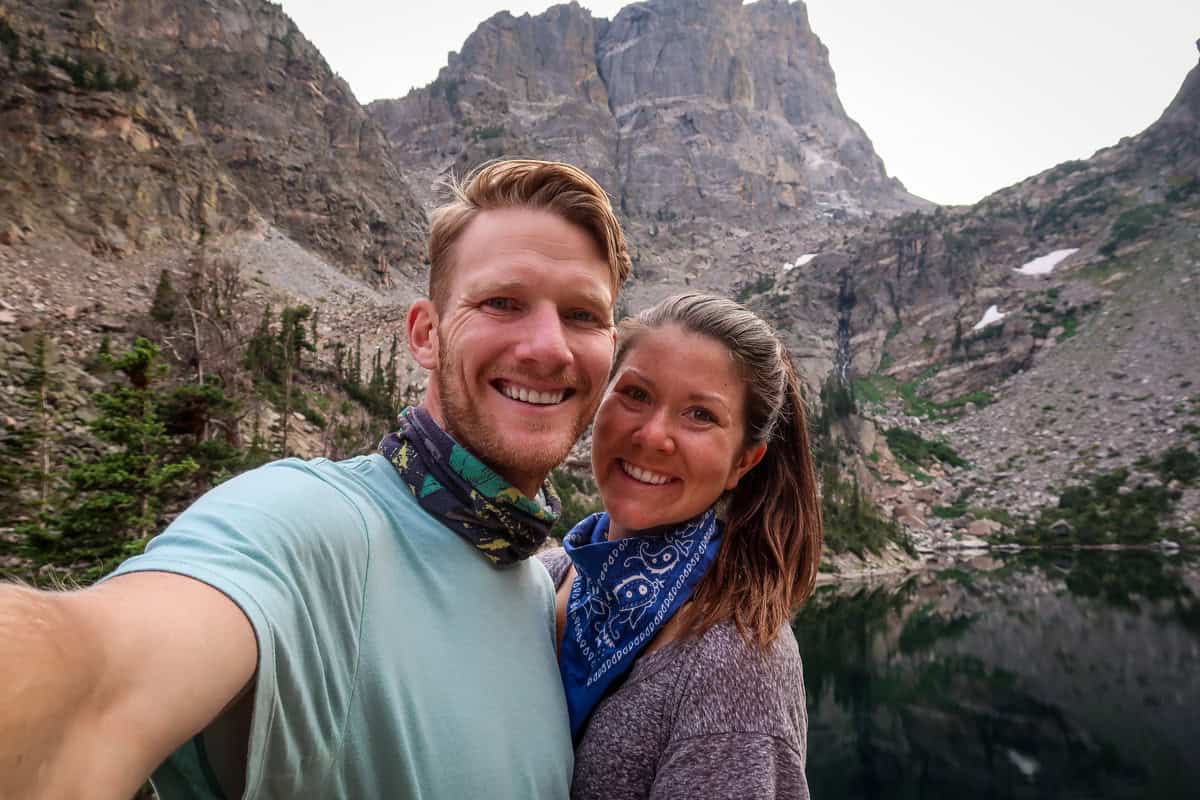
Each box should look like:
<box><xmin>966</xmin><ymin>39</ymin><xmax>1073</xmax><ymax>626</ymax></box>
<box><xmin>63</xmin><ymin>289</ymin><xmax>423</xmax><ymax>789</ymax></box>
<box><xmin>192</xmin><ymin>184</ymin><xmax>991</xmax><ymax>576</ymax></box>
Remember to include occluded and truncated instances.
<box><xmin>622</xmin><ymin>367</ymin><xmax>657</xmax><ymax>388</ymax></box>
<box><xmin>687</xmin><ymin>391</ymin><xmax>731</xmax><ymax>410</ymax></box>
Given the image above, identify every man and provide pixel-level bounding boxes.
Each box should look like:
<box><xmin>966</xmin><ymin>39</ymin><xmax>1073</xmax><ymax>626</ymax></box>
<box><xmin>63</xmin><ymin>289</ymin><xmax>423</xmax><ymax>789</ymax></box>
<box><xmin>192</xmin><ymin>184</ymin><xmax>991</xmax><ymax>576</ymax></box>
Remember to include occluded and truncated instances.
<box><xmin>0</xmin><ymin>159</ymin><xmax>632</xmax><ymax>799</ymax></box>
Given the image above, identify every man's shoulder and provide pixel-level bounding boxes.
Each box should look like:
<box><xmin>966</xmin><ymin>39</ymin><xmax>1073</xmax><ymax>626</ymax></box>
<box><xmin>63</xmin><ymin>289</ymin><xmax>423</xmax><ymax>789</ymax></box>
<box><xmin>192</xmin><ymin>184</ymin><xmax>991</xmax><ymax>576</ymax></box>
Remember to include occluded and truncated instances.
<box><xmin>208</xmin><ymin>453</ymin><xmax>405</xmax><ymax>518</ymax></box>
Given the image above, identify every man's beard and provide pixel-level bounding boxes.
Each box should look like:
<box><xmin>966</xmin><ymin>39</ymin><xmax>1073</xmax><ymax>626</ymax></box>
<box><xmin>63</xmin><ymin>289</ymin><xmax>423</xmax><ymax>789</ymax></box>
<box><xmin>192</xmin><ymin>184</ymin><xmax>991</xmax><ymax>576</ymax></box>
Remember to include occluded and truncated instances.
<box><xmin>435</xmin><ymin>353</ymin><xmax>594</xmax><ymax>493</ymax></box>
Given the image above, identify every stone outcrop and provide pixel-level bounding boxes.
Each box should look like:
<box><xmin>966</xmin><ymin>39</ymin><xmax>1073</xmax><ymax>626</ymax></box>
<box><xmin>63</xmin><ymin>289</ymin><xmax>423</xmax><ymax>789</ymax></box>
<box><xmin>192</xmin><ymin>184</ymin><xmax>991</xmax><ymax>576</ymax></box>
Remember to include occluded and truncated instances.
<box><xmin>368</xmin><ymin>0</ymin><xmax>925</xmax><ymax>224</ymax></box>
<box><xmin>0</xmin><ymin>0</ymin><xmax>427</xmax><ymax>279</ymax></box>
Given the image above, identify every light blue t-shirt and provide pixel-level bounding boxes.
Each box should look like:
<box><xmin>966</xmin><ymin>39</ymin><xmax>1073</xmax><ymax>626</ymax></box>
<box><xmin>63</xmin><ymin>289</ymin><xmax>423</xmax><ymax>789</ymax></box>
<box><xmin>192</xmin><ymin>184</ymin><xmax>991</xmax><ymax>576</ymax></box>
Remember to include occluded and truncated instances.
<box><xmin>109</xmin><ymin>454</ymin><xmax>572</xmax><ymax>799</ymax></box>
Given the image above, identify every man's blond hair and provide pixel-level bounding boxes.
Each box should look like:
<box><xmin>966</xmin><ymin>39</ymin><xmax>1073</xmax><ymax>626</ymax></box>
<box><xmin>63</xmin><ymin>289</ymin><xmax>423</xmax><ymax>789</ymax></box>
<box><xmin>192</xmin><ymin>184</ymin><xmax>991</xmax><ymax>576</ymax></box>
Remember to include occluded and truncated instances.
<box><xmin>427</xmin><ymin>159</ymin><xmax>631</xmax><ymax>310</ymax></box>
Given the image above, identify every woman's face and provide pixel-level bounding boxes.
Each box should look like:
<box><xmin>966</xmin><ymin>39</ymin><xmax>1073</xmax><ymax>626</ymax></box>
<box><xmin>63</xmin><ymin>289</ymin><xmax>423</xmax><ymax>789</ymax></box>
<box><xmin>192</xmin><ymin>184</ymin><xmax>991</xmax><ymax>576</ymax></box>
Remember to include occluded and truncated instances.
<box><xmin>591</xmin><ymin>325</ymin><xmax>767</xmax><ymax>538</ymax></box>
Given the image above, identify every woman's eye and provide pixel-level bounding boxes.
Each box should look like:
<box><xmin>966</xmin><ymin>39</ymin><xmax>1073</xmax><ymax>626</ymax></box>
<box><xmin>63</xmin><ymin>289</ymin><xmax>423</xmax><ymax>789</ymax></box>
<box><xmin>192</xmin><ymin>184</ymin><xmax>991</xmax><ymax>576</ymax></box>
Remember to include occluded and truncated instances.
<box><xmin>688</xmin><ymin>408</ymin><xmax>717</xmax><ymax>423</ymax></box>
<box><xmin>622</xmin><ymin>386</ymin><xmax>650</xmax><ymax>403</ymax></box>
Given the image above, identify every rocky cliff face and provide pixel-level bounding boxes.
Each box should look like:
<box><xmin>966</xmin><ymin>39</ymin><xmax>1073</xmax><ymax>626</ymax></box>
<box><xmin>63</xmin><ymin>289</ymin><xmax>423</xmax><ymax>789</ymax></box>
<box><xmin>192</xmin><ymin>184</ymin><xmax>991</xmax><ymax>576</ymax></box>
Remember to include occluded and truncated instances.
<box><xmin>0</xmin><ymin>0</ymin><xmax>427</xmax><ymax>280</ymax></box>
<box><xmin>753</xmin><ymin>46</ymin><xmax>1200</xmax><ymax>542</ymax></box>
<box><xmin>1</xmin><ymin>0</ymin><xmax>1196</xmax><ymax>551</ymax></box>
<box><xmin>369</xmin><ymin>0</ymin><xmax>924</xmax><ymax>225</ymax></box>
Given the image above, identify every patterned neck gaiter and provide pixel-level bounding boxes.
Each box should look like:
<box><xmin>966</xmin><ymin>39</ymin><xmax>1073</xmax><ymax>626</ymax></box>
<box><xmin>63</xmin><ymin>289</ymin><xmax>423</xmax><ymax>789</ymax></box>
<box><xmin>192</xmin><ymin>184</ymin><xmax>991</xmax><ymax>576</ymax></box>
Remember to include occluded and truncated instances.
<box><xmin>559</xmin><ymin>509</ymin><xmax>722</xmax><ymax>740</ymax></box>
<box><xmin>378</xmin><ymin>406</ymin><xmax>560</xmax><ymax>567</ymax></box>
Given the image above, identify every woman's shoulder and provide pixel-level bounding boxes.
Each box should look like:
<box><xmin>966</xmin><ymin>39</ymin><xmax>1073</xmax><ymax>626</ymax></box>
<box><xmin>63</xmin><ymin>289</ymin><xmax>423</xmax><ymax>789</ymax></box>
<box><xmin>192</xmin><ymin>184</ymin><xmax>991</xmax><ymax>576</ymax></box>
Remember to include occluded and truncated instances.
<box><xmin>689</xmin><ymin>621</ymin><xmax>804</xmax><ymax>690</ymax></box>
<box><xmin>670</xmin><ymin>621</ymin><xmax>807</xmax><ymax>746</ymax></box>
<box><xmin>535</xmin><ymin>545</ymin><xmax>570</xmax><ymax>588</ymax></box>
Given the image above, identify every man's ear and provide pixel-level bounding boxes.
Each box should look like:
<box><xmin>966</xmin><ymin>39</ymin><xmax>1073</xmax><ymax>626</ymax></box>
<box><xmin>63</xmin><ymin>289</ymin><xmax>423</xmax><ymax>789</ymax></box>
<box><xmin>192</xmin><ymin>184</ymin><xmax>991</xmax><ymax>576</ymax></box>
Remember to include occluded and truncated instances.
<box><xmin>407</xmin><ymin>299</ymin><xmax>439</xmax><ymax>370</ymax></box>
<box><xmin>725</xmin><ymin>442</ymin><xmax>768</xmax><ymax>491</ymax></box>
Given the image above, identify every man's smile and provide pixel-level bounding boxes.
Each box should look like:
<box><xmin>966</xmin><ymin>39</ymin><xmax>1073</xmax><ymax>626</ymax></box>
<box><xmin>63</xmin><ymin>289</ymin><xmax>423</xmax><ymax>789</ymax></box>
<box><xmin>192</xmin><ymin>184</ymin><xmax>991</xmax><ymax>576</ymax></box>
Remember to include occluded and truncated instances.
<box><xmin>493</xmin><ymin>379</ymin><xmax>575</xmax><ymax>406</ymax></box>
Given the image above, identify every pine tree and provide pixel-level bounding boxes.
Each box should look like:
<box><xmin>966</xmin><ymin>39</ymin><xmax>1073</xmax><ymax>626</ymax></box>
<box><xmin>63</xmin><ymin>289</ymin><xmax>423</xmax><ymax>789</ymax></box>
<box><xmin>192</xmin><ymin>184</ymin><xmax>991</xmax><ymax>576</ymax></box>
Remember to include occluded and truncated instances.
<box><xmin>25</xmin><ymin>335</ymin><xmax>56</xmax><ymax>531</ymax></box>
<box><xmin>50</xmin><ymin>338</ymin><xmax>197</xmax><ymax>565</ymax></box>
<box><xmin>150</xmin><ymin>268</ymin><xmax>177</xmax><ymax>325</ymax></box>
<box><xmin>276</xmin><ymin>305</ymin><xmax>314</xmax><ymax>457</ymax></box>
<box><xmin>385</xmin><ymin>334</ymin><xmax>399</xmax><ymax>417</ymax></box>
<box><xmin>0</xmin><ymin>416</ymin><xmax>34</xmax><ymax>524</ymax></box>
<box><xmin>245</xmin><ymin>303</ymin><xmax>276</xmax><ymax>381</ymax></box>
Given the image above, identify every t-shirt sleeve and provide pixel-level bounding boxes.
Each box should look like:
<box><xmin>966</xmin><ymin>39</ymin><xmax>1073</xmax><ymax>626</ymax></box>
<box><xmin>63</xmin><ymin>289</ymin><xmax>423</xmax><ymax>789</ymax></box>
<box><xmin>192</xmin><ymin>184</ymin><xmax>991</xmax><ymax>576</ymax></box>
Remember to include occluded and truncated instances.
<box><xmin>650</xmin><ymin>625</ymin><xmax>810</xmax><ymax>800</ymax></box>
<box><xmin>105</xmin><ymin>457</ymin><xmax>372</xmax><ymax>796</ymax></box>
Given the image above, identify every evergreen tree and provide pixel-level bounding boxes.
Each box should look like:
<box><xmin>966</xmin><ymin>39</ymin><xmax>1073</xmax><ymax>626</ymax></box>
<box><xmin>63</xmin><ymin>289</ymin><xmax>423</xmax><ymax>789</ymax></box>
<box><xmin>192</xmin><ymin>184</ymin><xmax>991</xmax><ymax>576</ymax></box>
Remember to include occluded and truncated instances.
<box><xmin>0</xmin><ymin>415</ymin><xmax>34</xmax><ymax>524</ymax></box>
<box><xmin>159</xmin><ymin>379</ymin><xmax>241</xmax><ymax>484</ymax></box>
<box><xmin>276</xmin><ymin>305</ymin><xmax>314</xmax><ymax>457</ymax></box>
<box><xmin>245</xmin><ymin>303</ymin><xmax>277</xmax><ymax>381</ymax></box>
<box><xmin>49</xmin><ymin>339</ymin><xmax>197</xmax><ymax>565</ymax></box>
<box><xmin>25</xmin><ymin>335</ymin><xmax>56</xmax><ymax>531</ymax></box>
<box><xmin>385</xmin><ymin>334</ymin><xmax>399</xmax><ymax>415</ymax></box>
<box><xmin>150</xmin><ymin>268</ymin><xmax>178</xmax><ymax>325</ymax></box>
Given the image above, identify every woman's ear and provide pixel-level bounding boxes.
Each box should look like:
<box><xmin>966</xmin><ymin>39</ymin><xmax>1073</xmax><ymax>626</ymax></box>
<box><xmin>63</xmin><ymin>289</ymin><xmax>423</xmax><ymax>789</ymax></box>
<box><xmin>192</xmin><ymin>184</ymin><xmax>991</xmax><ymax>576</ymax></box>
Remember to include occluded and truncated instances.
<box><xmin>725</xmin><ymin>442</ymin><xmax>768</xmax><ymax>491</ymax></box>
<box><xmin>407</xmin><ymin>299</ymin><xmax>439</xmax><ymax>370</ymax></box>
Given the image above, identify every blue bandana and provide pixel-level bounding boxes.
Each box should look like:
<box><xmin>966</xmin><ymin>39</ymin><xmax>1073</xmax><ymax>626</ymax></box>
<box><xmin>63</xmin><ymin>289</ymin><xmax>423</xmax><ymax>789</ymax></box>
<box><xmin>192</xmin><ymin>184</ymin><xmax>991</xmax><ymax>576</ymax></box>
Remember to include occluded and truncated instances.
<box><xmin>559</xmin><ymin>509</ymin><xmax>722</xmax><ymax>740</ymax></box>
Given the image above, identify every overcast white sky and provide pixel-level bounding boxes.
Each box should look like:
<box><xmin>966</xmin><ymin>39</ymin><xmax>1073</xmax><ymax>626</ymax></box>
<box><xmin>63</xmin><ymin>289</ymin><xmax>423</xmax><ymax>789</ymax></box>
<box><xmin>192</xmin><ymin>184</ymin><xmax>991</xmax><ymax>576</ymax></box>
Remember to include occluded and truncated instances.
<box><xmin>277</xmin><ymin>0</ymin><xmax>1199</xmax><ymax>206</ymax></box>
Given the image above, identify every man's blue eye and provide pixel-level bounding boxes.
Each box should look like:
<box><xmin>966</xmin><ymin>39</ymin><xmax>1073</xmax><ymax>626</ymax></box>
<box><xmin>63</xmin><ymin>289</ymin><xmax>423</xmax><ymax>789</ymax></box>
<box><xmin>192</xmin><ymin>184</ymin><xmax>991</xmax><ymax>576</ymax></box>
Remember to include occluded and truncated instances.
<box><xmin>483</xmin><ymin>298</ymin><xmax>513</xmax><ymax>310</ymax></box>
<box><xmin>569</xmin><ymin>309</ymin><xmax>597</xmax><ymax>323</ymax></box>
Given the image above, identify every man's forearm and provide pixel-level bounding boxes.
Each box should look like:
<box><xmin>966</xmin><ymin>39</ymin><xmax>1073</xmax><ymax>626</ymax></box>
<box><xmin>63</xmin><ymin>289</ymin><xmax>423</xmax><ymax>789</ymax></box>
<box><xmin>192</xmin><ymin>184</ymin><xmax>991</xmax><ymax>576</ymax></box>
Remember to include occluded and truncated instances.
<box><xmin>0</xmin><ymin>572</ymin><xmax>259</xmax><ymax>798</ymax></box>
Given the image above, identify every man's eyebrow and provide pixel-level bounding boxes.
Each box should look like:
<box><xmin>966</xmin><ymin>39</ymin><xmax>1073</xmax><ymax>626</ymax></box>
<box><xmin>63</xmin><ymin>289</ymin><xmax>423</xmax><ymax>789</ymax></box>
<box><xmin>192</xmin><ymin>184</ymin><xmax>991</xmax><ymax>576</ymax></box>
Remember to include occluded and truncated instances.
<box><xmin>463</xmin><ymin>279</ymin><xmax>611</xmax><ymax>309</ymax></box>
<box><xmin>467</xmin><ymin>278</ymin><xmax>527</xmax><ymax>295</ymax></box>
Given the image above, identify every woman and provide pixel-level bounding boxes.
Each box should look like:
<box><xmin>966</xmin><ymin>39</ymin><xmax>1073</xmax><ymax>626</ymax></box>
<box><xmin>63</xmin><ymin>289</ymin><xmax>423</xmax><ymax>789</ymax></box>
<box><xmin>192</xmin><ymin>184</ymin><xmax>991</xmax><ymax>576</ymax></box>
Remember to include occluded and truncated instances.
<box><xmin>539</xmin><ymin>293</ymin><xmax>823</xmax><ymax>800</ymax></box>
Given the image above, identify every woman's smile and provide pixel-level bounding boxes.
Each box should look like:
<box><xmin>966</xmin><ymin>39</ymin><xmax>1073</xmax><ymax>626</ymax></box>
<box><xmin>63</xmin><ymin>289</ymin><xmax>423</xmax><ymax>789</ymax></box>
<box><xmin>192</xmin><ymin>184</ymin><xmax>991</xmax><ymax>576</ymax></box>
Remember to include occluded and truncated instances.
<box><xmin>616</xmin><ymin>459</ymin><xmax>676</xmax><ymax>486</ymax></box>
<box><xmin>591</xmin><ymin>324</ymin><xmax>764</xmax><ymax>540</ymax></box>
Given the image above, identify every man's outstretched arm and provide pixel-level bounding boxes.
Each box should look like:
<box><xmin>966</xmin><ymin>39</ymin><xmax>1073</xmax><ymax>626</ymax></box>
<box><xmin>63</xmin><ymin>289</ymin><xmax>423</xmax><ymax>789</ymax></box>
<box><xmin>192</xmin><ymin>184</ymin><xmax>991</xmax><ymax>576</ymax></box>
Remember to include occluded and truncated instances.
<box><xmin>0</xmin><ymin>571</ymin><xmax>257</xmax><ymax>800</ymax></box>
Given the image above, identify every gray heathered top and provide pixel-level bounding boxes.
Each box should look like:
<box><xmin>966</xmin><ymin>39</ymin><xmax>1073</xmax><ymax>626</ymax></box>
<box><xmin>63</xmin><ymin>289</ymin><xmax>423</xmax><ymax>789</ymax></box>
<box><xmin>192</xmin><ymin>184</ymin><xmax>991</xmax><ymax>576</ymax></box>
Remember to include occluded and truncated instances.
<box><xmin>538</xmin><ymin>548</ymin><xmax>810</xmax><ymax>800</ymax></box>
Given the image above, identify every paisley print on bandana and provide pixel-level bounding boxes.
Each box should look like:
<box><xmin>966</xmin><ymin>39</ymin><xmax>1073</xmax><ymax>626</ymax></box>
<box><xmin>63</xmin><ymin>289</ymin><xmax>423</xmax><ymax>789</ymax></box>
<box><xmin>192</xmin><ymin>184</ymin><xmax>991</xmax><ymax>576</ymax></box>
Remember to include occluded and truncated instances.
<box><xmin>379</xmin><ymin>406</ymin><xmax>560</xmax><ymax>567</ymax></box>
<box><xmin>559</xmin><ymin>509</ymin><xmax>722</xmax><ymax>739</ymax></box>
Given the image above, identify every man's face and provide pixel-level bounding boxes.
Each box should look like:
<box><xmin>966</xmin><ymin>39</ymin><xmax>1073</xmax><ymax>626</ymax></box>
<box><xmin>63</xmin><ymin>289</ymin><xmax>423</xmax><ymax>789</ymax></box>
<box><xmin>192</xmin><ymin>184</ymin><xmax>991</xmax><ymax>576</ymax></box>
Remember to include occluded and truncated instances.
<box><xmin>411</xmin><ymin>207</ymin><xmax>617</xmax><ymax>497</ymax></box>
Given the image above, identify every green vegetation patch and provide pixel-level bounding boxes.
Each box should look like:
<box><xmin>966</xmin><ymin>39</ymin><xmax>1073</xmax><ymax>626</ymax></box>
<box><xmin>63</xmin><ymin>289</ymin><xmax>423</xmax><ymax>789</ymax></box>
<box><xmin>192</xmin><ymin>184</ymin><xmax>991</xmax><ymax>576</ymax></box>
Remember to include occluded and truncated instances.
<box><xmin>820</xmin><ymin>464</ymin><xmax>912</xmax><ymax>557</ymax></box>
<box><xmin>1100</xmin><ymin>203</ymin><xmax>1169</xmax><ymax>257</ymax></box>
<box><xmin>1032</xmin><ymin>174</ymin><xmax>1116</xmax><ymax>235</ymax></box>
<box><xmin>932</xmin><ymin>501</ymin><xmax>969</xmax><ymax>519</ymax></box>
<box><xmin>1152</xmin><ymin>446</ymin><xmax>1200</xmax><ymax>484</ymax></box>
<box><xmin>885</xmin><ymin>427</ymin><xmax>967</xmax><ymax>471</ymax></box>
<box><xmin>812</xmin><ymin>378</ymin><xmax>914</xmax><ymax>558</ymax></box>
<box><xmin>550</xmin><ymin>469</ymin><xmax>603</xmax><ymax>537</ymax></box>
<box><xmin>0</xmin><ymin>17</ymin><xmax>19</xmax><ymax>61</ymax></box>
<box><xmin>1165</xmin><ymin>174</ymin><xmax>1199</xmax><ymax>204</ymax></box>
<box><xmin>852</xmin><ymin>367</ymin><xmax>992</xmax><ymax>419</ymax></box>
<box><xmin>736</xmin><ymin>273</ymin><xmax>776</xmax><ymax>302</ymax></box>
<box><xmin>47</xmin><ymin>53</ymin><xmax>138</xmax><ymax>92</ymax></box>
<box><xmin>1007</xmin><ymin>447</ymin><xmax>1199</xmax><ymax>546</ymax></box>
<box><xmin>470</xmin><ymin>125</ymin><xmax>505</xmax><ymax>140</ymax></box>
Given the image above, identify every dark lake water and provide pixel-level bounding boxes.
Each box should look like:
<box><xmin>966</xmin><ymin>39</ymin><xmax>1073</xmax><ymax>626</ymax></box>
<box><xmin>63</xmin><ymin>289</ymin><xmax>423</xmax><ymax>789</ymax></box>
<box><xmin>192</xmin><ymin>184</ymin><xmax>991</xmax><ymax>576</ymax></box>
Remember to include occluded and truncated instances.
<box><xmin>793</xmin><ymin>551</ymin><xmax>1200</xmax><ymax>800</ymax></box>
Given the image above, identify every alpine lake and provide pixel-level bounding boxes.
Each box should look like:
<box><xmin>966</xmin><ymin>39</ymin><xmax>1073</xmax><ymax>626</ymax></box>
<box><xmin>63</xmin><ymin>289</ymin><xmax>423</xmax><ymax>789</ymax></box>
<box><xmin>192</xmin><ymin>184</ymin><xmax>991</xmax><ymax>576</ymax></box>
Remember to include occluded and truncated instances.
<box><xmin>793</xmin><ymin>550</ymin><xmax>1200</xmax><ymax>799</ymax></box>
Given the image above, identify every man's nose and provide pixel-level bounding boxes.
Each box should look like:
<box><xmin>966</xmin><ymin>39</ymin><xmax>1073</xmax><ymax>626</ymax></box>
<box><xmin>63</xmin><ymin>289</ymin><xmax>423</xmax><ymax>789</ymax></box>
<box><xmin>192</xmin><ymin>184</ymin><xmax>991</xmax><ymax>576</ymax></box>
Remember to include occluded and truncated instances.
<box><xmin>513</xmin><ymin>304</ymin><xmax>574</xmax><ymax>371</ymax></box>
<box><xmin>632</xmin><ymin>408</ymin><xmax>675</xmax><ymax>454</ymax></box>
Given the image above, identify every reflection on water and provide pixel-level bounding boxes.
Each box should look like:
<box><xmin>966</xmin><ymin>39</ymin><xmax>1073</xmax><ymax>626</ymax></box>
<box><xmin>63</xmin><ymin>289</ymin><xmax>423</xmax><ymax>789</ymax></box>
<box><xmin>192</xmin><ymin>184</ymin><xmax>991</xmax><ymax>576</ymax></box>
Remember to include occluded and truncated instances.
<box><xmin>794</xmin><ymin>551</ymin><xmax>1200</xmax><ymax>799</ymax></box>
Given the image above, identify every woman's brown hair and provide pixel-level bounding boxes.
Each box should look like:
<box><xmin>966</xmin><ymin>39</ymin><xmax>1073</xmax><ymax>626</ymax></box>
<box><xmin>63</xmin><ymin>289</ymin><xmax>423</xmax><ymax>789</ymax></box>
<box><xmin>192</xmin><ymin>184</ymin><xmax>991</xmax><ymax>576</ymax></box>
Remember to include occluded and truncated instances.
<box><xmin>614</xmin><ymin>293</ymin><xmax>823</xmax><ymax>648</ymax></box>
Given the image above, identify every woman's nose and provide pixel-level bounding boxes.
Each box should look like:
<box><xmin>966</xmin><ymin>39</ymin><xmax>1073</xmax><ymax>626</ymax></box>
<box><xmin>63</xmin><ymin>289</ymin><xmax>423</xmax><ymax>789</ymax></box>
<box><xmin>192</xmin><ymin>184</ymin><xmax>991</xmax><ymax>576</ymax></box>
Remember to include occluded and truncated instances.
<box><xmin>632</xmin><ymin>408</ymin><xmax>675</xmax><ymax>454</ymax></box>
